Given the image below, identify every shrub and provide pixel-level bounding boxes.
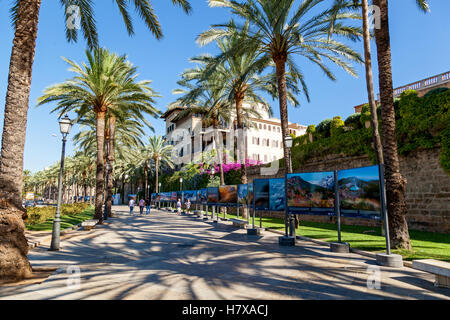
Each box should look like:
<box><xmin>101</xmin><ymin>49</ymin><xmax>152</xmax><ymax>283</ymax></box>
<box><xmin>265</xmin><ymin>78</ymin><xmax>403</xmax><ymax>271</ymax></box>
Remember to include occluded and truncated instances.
<box><xmin>315</xmin><ymin>119</ymin><xmax>332</xmax><ymax>138</ymax></box>
<box><xmin>330</xmin><ymin>116</ymin><xmax>345</xmax><ymax>137</ymax></box>
<box><xmin>26</xmin><ymin>203</ymin><xmax>91</xmax><ymax>226</ymax></box>
<box><xmin>344</xmin><ymin>113</ymin><xmax>362</xmax><ymax>130</ymax></box>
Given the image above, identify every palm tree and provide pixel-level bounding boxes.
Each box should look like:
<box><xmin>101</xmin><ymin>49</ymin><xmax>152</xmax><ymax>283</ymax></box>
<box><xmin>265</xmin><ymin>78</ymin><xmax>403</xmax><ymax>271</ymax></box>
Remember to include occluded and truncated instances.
<box><xmin>189</xmin><ymin>21</ymin><xmax>304</xmax><ymax>187</ymax></box>
<box><xmin>198</xmin><ymin>0</ymin><xmax>362</xmax><ymax>175</ymax></box>
<box><xmin>74</xmin><ymin>111</ymin><xmax>150</xmax><ymax>216</ymax></box>
<box><xmin>0</xmin><ymin>0</ymin><xmax>191</xmax><ymax>280</ymax></box>
<box><xmin>38</xmin><ymin>48</ymin><xmax>159</xmax><ymax>224</ymax></box>
<box><xmin>143</xmin><ymin>136</ymin><xmax>175</xmax><ymax>197</ymax></box>
<box><xmin>172</xmin><ymin>64</ymin><xmax>262</xmax><ymax>187</ymax></box>
<box><xmin>370</xmin><ymin>0</ymin><xmax>429</xmax><ymax>250</ymax></box>
<box><xmin>199</xmin><ymin>0</ymin><xmax>362</xmax><ymax>230</ymax></box>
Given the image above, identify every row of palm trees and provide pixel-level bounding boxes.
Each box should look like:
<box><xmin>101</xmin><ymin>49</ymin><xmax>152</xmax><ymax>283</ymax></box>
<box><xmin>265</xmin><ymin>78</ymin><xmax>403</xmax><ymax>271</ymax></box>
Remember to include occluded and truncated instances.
<box><xmin>169</xmin><ymin>0</ymin><xmax>429</xmax><ymax>249</ymax></box>
<box><xmin>24</xmin><ymin>134</ymin><xmax>175</xmax><ymax>211</ymax></box>
<box><xmin>0</xmin><ymin>0</ymin><xmax>431</xmax><ymax>281</ymax></box>
<box><xmin>0</xmin><ymin>0</ymin><xmax>193</xmax><ymax>280</ymax></box>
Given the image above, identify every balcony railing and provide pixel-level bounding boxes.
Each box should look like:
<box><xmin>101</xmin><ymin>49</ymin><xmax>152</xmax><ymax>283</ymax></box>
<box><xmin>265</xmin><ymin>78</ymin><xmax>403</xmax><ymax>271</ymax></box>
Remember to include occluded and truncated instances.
<box><xmin>380</xmin><ymin>71</ymin><xmax>450</xmax><ymax>99</ymax></box>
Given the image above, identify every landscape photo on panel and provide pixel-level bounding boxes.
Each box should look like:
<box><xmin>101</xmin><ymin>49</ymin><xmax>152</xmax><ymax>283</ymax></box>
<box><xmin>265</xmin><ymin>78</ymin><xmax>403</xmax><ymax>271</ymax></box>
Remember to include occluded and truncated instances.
<box><xmin>338</xmin><ymin>165</ymin><xmax>382</xmax><ymax>219</ymax></box>
<box><xmin>198</xmin><ymin>188</ymin><xmax>208</xmax><ymax>205</ymax></box>
<box><xmin>286</xmin><ymin>171</ymin><xmax>335</xmax><ymax>212</ymax></box>
<box><xmin>183</xmin><ymin>190</ymin><xmax>197</xmax><ymax>203</ymax></box>
<box><xmin>254</xmin><ymin>179</ymin><xmax>270</xmax><ymax>210</ymax></box>
<box><xmin>219</xmin><ymin>185</ymin><xmax>238</xmax><ymax>207</ymax></box>
<box><xmin>248</xmin><ymin>183</ymin><xmax>254</xmax><ymax>208</ymax></box>
<box><xmin>237</xmin><ymin>184</ymin><xmax>248</xmax><ymax>207</ymax></box>
<box><xmin>269</xmin><ymin>178</ymin><xmax>285</xmax><ymax>211</ymax></box>
<box><xmin>207</xmin><ymin>187</ymin><xmax>219</xmax><ymax>205</ymax></box>
<box><xmin>171</xmin><ymin>192</ymin><xmax>178</xmax><ymax>202</ymax></box>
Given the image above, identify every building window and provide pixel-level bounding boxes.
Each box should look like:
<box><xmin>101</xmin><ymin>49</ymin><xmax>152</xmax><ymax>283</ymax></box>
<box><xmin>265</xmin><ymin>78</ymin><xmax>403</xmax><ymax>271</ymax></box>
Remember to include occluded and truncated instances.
<box><xmin>268</xmin><ymin>126</ymin><xmax>271</xmax><ymax>131</ymax></box>
<box><xmin>262</xmin><ymin>138</ymin><xmax>266</xmax><ymax>146</ymax></box>
<box><xmin>264</xmin><ymin>124</ymin><xmax>266</xmax><ymax>130</ymax></box>
<box><xmin>259</xmin><ymin>124</ymin><xmax>262</xmax><ymax>129</ymax></box>
<box><xmin>277</xmin><ymin>127</ymin><xmax>280</xmax><ymax>133</ymax></box>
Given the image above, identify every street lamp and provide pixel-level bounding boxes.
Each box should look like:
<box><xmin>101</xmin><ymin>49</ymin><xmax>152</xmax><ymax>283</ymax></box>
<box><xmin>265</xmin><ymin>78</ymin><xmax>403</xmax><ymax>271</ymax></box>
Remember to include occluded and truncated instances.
<box><xmin>180</xmin><ymin>177</ymin><xmax>183</xmax><ymax>191</ymax></box>
<box><xmin>284</xmin><ymin>134</ymin><xmax>295</xmax><ymax>238</ymax></box>
<box><xmin>50</xmin><ymin>115</ymin><xmax>72</xmax><ymax>251</ymax></box>
<box><xmin>158</xmin><ymin>182</ymin><xmax>162</xmax><ymax>209</ymax></box>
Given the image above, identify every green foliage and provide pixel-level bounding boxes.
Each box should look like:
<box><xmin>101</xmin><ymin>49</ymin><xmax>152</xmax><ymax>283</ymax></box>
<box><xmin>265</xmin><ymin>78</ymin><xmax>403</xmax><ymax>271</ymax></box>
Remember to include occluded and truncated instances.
<box><xmin>330</xmin><ymin>116</ymin><xmax>345</xmax><ymax>137</ymax></box>
<box><xmin>307</xmin><ymin>125</ymin><xmax>316</xmax><ymax>134</ymax></box>
<box><xmin>26</xmin><ymin>203</ymin><xmax>91</xmax><ymax>226</ymax></box>
<box><xmin>344</xmin><ymin>113</ymin><xmax>362</xmax><ymax>130</ymax></box>
<box><xmin>315</xmin><ymin>119</ymin><xmax>332</xmax><ymax>138</ymax></box>
<box><xmin>396</xmin><ymin>89</ymin><xmax>450</xmax><ymax>173</ymax></box>
<box><xmin>291</xmin><ymin>127</ymin><xmax>375</xmax><ymax>170</ymax></box>
<box><xmin>290</xmin><ymin>89</ymin><xmax>449</xmax><ymax>174</ymax></box>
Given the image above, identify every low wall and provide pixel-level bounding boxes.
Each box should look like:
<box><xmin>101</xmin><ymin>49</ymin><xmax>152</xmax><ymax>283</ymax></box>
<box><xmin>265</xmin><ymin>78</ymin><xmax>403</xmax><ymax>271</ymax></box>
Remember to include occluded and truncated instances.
<box><xmin>245</xmin><ymin>147</ymin><xmax>450</xmax><ymax>234</ymax></box>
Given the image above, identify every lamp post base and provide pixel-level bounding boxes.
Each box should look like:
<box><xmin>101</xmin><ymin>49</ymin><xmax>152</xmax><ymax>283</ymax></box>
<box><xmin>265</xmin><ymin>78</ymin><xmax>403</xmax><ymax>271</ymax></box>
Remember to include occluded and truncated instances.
<box><xmin>330</xmin><ymin>242</ymin><xmax>350</xmax><ymax>253</ymax></box>
<box><xmin>376</xmin><ymin>253</ymin><xmax>403</xmax><ymax>268</ymax></box>
<box><xmin>279</xmin><ymin>235</ymin><xmax>296</xmax><ymax>246</ymax></box>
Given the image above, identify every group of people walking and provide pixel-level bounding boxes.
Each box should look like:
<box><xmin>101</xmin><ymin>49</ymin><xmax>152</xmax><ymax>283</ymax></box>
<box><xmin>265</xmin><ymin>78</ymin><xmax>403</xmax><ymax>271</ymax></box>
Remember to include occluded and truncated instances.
<box><xmin>128</xmin><ymin>196</ymin><xmax>192</xmax><ymax>216</ymax></box>
<box><xmin>128</xmin><ymin>197</ymin><xmax>151</xmax><ymax>215</ymax></box>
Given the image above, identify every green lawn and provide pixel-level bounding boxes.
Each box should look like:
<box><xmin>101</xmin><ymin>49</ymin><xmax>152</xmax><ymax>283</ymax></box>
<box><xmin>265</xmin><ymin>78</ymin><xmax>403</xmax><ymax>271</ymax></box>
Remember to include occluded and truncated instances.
<box><xmin>211</xmin><ymin>210</ymin><xmax>450</xmax><ymax>262</ymax></box>
<box><xmin>26</xmin><ymin>207</ymin><xmax>95</xmax><ymax>231</ymax></box>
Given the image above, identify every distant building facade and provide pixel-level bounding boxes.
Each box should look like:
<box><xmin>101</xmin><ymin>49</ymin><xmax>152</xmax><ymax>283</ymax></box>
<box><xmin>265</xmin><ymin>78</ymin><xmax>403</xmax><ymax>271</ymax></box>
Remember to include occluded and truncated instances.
<box><xmin>161</xmin><ymin>103</ymin><xmax>307</xmax><ymax>168</ymax></box>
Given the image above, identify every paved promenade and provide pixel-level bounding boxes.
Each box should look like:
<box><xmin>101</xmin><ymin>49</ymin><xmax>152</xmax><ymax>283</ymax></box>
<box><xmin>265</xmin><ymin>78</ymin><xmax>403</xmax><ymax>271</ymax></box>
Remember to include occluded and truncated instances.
<box><xmin>0</xmin><ymin>206</ymin><xmax>449</xmax><ymax>300</ymax></box>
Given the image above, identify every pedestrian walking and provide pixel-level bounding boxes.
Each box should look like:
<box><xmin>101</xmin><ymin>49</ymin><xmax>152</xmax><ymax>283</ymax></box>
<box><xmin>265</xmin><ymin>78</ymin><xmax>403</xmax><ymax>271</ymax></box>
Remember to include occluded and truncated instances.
<box><xmin>177</xmin><ymin>198</ymin><xmax>182</xmax><ymax>215</ymax></box>
<box><xmin>185</xmin><ymin>199</ymin><xmax>191</xmax><ymax>214</ymax></box>
<box><xmin>139</xmin><ymin>198</ymin><xmax>145</xmax><ymax>215</ymax></box>
<box><xmin>145</xmin><ymin>197</ymin><xmax>151</xmax><ymax>215</ymax></box>
<box><xmin>129</xmin><ymin>197</ymin><xmax>135</xmax><ymax>215</ymax></box>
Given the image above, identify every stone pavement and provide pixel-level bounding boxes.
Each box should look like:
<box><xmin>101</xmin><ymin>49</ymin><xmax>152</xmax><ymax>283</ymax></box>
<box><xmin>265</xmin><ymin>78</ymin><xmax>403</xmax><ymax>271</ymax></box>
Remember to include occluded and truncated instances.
<box><xmin>0</xmin><ymin>206</ymin><xmax>449</xmax><ymax>300</ymax></box>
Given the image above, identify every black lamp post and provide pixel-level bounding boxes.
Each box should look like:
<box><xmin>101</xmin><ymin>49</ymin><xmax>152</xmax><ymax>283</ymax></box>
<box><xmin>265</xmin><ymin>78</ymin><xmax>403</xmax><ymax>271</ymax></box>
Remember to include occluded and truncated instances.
<box><xmin>284</xmin><ymin>135</ymin><xmax>295</xmax><ymax>237</ymax></box>
<box><xmin>49</xmin><ymin>115</ymin><xmax>72</xmax><ymax>251</ymax></box>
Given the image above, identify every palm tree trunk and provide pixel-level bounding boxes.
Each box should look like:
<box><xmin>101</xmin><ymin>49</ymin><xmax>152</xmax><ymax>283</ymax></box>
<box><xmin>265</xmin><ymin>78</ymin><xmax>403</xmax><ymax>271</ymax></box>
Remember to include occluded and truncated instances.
<box><xmin>362</xmin><ymin>0</ymin><xmax>384</xmax><ymax>165</ymax></box>
<box><xmin>235</xmin><ymin>93</ymin><xmax>248</xmax><ymax>183</ymax></box>
<box><xmin>95</xmin><ymin>111</ymin><xmax>106</xmax><ymax>223</ymax></box>
<box><xmin>274</xmin><ymin>56</ymin><xmax>298</xmax><ymax>230</ymax></box>
<box><xmin>373</xmin><ymin>0</ymin><xmax>411</xmax><ymax>250</ymax></box>
<box><xmin>155</xmin><ymin>158</ymin><xmax>160</xmax><ymax>196</ymax></box>
<box><xmin>106</xmin><ymin>116</ymin><xmax>116</xmax><ymax>217</ymax></box>
<box><xmin>144</xmin><ymin>162</ymin><xmax>149</xmax><ymax>199</ymax></box>
<box><xmin>0</xmin><ymin>0</ymin><xmax>41</xmax><ymax>280</ymax></box>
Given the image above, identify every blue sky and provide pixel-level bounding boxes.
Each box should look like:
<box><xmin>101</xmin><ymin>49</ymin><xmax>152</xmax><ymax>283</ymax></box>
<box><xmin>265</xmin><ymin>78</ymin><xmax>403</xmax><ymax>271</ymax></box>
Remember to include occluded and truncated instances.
<box><xmin>338</xmin><ymin>165</ymin><xmax>379</xmax><ymax>181</ymax></box>
<box><xmin>0</xmin><ymin>0</ymin><xmax>449</xmax><ymax>173</ymax></box>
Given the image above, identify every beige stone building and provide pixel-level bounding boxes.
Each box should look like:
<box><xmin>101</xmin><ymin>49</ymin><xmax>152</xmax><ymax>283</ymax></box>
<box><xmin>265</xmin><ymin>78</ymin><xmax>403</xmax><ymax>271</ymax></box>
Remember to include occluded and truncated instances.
<box><xmin>161</xmin><ymin>103</ymin><xmax>306</xmax><ymax>168</ymax></box>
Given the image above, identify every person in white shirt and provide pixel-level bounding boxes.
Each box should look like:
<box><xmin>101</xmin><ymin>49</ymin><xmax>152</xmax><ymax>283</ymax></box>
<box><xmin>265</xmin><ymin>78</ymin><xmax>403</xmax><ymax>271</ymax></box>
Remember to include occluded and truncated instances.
<box><xmin>129</xmin><ymin>198</ymin><xmax>136</xmax><ymax>215</ymax></box>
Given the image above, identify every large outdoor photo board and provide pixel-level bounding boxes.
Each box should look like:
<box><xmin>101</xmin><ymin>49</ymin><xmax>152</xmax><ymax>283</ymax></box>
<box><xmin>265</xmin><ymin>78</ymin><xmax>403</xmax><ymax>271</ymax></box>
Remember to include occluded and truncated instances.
<box><xmin>207</xmin><ymin>187</ymin><xmax>219</xmax><ymax>205</ymax></box>
<box><xmin>338</xmin><ymin>165</ymin><xmax>382</xmax><ymax>220</ymax></box>
<box><xmin>219</xmin><ymin>185</ymin><xmax>238</xmax><ymax>207</ymax></box>
<box><xmin>269</xmin><ymin>178</ymin><xmax>285</xmax><ymax>211</ymax></box>
<box><xmin>254</xmin><ymin>179</ymin><xmax>270</xmax><ymax>211</ymax></box>
<box><xmin>286</xmin><ymin>171</ymin><xmax>335</xmax><ymax>215</ymax></box>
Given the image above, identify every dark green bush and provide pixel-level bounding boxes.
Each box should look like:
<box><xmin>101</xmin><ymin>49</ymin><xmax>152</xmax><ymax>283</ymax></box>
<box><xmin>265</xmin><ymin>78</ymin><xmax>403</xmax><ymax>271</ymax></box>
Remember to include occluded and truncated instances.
<box><xmin>344</xmin><ymin>113</ymin><xmax>362</xmax><ymax>130</ymax></box>
<box><xmin>315</xmin><ymin>119</ymin><xmax>332</xmax><ymax>138</ymax></box>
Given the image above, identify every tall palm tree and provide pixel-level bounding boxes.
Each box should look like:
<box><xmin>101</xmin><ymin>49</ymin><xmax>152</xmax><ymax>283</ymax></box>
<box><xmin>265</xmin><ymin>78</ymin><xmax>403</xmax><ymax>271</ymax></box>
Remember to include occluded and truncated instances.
<box><xmin>144</xmin><ymin>136</ymin><xmax>175</xmax><ymax>197</ymax></box>
<box><xmin>38</xmin><ymin>48</ymin><xmax>159</xmax><ymax>224</ymax></box>
<box><xmin>189</xmin><ymin>21</ymin><xmax>304</xmax><ymax>187</ymax></box>
<box><xmin>198</xmin><ymin>0</ymin><xmax>362</xmax><ymax>175</ymax></box>
<box><xmin>0</xmin><ymin>0</ymin><xmax>191</xmax><ymax>280</ymax></box>
<box><xmin>74</xmin><ymin>111</ymin><xmax>150</xmax><ymax>216</ymax></box>
<box><xmin>172</xmin><ymin>64</ymin><xmax>261</xmax><ymax>187</ymax></box>
<box><xmin>370</xmin><ymin>0</ymin><xmax>429</xmax><ymax>250</ymax></box>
